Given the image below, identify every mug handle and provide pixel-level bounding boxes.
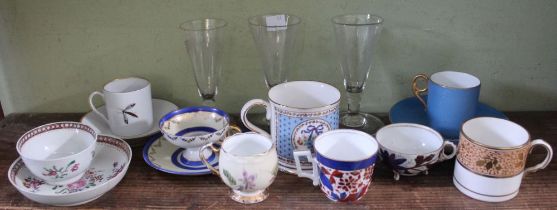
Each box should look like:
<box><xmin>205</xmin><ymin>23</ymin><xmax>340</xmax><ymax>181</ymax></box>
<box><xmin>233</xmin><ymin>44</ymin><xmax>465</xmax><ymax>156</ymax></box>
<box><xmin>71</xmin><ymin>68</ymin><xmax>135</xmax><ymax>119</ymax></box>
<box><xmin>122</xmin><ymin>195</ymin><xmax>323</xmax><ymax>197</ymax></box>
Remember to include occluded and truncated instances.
<box><xmin>200</xmin><ymin>144</ymin><xmax>221</xmax><ymax>175</ymax></box>
<box><xmin>412</xmin><ymin>74</ymin><xmax>429</xmax><ymax>109</ymax></box>
<box><xmin>438</xmin><ymin>141</ymin><xmax>457</xmax><ymax>161</ymax></box>
<box><xmin>293</xmin><ymin>150</ymin><xmax>319</xmax><ymax>186</ymax></box>
<box><xmin>240</xmin><ymin>99</ymin><xmax>271</xmax><ymax>139</ymax></box>
<box><xmin>88</xmin><ymin>91</ymin><xmax>109</xmax><ymax>122</ymax></box>
<box><xmin>524</xmin><ymin>139</ymin><xmax>553</xmax><ymax>174</ymax></box>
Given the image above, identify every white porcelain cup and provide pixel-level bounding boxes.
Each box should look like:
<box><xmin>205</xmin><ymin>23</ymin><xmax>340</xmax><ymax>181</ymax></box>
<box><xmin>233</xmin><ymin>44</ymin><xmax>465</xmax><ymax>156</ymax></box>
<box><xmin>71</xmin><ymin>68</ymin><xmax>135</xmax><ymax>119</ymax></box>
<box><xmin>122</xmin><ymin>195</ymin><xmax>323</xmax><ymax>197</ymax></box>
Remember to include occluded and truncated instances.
<box><xmin>453</xmin><ymin>117</ymin><xmax>553</xmax><ymax>202</ymax></box>
<box><xmin>16</xmin><ymin>122</ymin><xmax>97</xmax><ymax>185</ymax></box>
<box><xmin>200</xmin><ymin>132</ymin><xmax>278</xmax><ymax>204</ymax></box>
<box><xmin>376</xmin><ymin>123</ymin><xmax>457</xmax><ymax>180</ymax></box>
<box><xmin>89</xmin><ymin>77</ymin><xmax>153</xmax><ymax>137</ymax></box>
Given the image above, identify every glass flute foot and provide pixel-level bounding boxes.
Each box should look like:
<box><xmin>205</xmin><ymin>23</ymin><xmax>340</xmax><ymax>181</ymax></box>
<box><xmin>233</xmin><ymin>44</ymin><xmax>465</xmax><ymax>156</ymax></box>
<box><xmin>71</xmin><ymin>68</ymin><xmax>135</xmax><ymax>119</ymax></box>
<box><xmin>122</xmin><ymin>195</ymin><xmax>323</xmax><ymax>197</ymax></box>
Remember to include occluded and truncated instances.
<box><xmin>230</xmin><ymin>189</ymin><xmax>269</xmax><ymax>204</ymax></box>
<box><xmin>340</xmin><ymin>111</ymin><xmax>385</xmax><ymax>134</ymax></box>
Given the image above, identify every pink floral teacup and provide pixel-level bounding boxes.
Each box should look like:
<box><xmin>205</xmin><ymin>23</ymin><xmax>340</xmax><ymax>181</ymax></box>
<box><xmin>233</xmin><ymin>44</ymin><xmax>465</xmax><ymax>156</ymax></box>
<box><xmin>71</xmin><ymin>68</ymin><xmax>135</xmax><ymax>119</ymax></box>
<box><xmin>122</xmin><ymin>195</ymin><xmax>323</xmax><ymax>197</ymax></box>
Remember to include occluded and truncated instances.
<box><xmin>16</xmin><ymin>122</ymin><xmax>97</xmax><ymax>185</ymax></box>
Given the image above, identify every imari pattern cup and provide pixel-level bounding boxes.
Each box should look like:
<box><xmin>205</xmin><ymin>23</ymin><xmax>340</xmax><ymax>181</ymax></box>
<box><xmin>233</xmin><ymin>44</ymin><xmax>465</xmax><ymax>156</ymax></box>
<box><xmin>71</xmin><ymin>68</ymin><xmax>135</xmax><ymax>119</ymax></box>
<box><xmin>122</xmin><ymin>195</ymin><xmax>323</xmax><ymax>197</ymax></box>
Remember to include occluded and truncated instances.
<box><xmin>16</xmin><ymin>122</ymin><xmax>97</xmax><ymax>185</ymax></box>
<box><xmin>453</xmin><ymin>117</ymin><xmax>553</xmax><ymax>202</ymax></box>
<box><xmin>293</xmin><ymin>129</ymin><xmax>378</xmax><ymax>202</ymax></box>
<box><xmin>241</xmin><ymin>81</ymin><xmax>340</xmax><ymax>174</ymax></box>
<box><xmin>200</xmin><ymin>132</ymin><xmax>278</xmax><ymax>204</ymax></box>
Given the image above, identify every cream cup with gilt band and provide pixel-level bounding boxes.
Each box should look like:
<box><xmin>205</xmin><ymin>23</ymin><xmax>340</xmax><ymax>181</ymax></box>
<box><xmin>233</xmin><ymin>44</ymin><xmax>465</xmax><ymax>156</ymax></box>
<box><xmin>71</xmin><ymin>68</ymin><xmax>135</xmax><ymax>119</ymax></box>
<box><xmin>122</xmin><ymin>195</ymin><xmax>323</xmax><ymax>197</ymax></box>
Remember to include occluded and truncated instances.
<box><xmin>453</xmin><ymin>117</ymin><xmax>553</xmax><ymax>202</ymax></box>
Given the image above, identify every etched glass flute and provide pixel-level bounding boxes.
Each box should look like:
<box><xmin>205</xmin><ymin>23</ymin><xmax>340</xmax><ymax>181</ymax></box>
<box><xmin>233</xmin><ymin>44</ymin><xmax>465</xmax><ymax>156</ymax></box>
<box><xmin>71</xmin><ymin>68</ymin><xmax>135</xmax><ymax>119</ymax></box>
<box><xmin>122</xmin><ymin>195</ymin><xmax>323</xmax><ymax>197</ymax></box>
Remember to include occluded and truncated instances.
<box><xmin>332</xmin><ymin>14</ymin><xmax>384</xmax><ymax>134</ymax></box>
<box><xmin>180</xmin><ymin>18</ymin><xmax>227</xmax><ymax>107</ymax></box>
<box><xmin>248</xmin><ymin>14</ymin><xmax>302</xmax><ymax>128</ymax></box>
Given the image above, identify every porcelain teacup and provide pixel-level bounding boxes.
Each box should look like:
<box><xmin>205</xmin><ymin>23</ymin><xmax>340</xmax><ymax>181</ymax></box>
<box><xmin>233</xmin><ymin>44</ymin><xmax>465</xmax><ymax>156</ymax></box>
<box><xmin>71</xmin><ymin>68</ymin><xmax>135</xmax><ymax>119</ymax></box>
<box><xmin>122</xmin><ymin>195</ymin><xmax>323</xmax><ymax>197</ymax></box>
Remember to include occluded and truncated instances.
<box><xmin>412</xmin><ymin>71</ymin><xmax>481</xmax><ymax>139</ymax></box>
<box><xmin>159</xmin><ymin>106</ymin><xmax>240</xmax><ymax>168</ymax></box>
<box><xmin>89</xmin><ymin>77</ymin><xmax>154</xmax><ymax>137</ymax></box>
<box><xmin>200</xmin><ymin>132</ymin><xmax>278</xmax><ymax>204</ymax></box>
<box><xmin>293</xmin><ymin>129</ymin><xmax>378</xmax><ymax>202</ymax></box>
<box><xmin>454</xmin><ymin>117</ymin><xmax>553</xmax><ymax>202</ymax></box>
<box><xmin>16</xmin><ymin>122</ymin><xmax>97</xmax><ymax>185</ymax></box>
<box><xmin>376</xmin><ymin>123</ymin><xmax>457</xmax><ymax>180</ymax></box>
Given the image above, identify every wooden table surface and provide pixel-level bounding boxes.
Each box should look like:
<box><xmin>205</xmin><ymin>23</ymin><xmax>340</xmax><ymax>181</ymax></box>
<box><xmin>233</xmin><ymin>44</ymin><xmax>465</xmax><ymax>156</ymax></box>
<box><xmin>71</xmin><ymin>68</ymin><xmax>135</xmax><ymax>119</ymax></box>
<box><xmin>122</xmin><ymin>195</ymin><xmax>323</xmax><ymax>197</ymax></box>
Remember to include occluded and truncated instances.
<box><xmin>1</xmin><ymin>112</ymin><xmax>556</xmax><ymax>209</ymax></box>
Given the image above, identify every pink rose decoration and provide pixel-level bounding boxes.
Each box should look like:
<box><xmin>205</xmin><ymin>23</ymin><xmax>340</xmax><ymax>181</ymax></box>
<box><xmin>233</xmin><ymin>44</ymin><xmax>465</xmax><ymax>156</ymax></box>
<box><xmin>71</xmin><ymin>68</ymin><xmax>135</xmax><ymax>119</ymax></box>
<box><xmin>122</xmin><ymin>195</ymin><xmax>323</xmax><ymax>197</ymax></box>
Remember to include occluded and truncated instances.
<box><xmin>67</xmin><ymin>179</ymin><xmax>86</xmax><ymax>190</ymax></box>
<box><xmin>71</xmin><ymin>163</ymin><xmax>80</xmax><ymax>172</ymax></box>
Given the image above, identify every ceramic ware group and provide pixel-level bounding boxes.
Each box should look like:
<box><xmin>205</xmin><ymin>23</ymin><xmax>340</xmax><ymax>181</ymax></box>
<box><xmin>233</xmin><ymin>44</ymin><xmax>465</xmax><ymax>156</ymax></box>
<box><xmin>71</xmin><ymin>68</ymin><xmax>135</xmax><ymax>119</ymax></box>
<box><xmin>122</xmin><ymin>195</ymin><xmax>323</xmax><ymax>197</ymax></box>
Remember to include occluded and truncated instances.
<box><xmin>7</xmin><ymin>12</ymin><xmax>554</xmax><ymax>206</ymax></box>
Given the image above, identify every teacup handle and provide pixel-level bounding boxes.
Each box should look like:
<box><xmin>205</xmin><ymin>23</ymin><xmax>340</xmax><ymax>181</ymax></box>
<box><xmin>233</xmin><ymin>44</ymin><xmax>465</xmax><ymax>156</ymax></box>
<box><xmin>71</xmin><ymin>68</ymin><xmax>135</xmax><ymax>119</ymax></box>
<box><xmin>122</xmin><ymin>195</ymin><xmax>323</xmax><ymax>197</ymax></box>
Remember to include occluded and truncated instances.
<box><xmin>200</xmin><ymin>144</ymin><xmax>221</xmax><ymax>175</ymax></box>
<box><xmin>412</xmin><ymin>74</ymin><xmax>429</xmax><ymax>109</ymax></box>
<box><xmin>293</xmin><ymin>150</ymin><xmax>319</xmax><ymax>186</ymax></box>
<box><xmin>88</xmin><ymin>91</ymin><xmax>109</xmax><ymax>122</ymax></box>
<box><xmin>438</xmin><ymin>141</ymin><xmax>457</xmax><ymax>161</ymax></box>
<box><xmin>240</xmin><ymin>99</ymin><xmax>271</xmax><ymax>139</ymax></box>
<box><xmin>524</xmin><ymin>139</ymin><xmax>553</xmax><ymax>174</ymax></box>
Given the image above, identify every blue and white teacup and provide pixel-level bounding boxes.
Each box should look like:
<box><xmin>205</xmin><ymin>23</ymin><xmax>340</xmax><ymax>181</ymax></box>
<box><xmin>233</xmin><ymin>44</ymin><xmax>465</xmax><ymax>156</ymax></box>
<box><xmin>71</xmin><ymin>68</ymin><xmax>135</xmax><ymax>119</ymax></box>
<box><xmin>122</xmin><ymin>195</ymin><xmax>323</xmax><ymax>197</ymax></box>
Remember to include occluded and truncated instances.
<box><xmin>241</xmin><ymin>81</ymin><xmax>340</xmax><ymax>174</ymax></box>
<box><xmin>376</xmin><ymin>123</ymin><xmax>457</xmax><ymax>180</ymax></box>
<box><xmin>159</xmin><ymin>106</ymin><xmax>240</xmax><ymax>168</ymax></box>
<box><xmin>412</xmin><ymin>71</ymin><xmax>481</xmax><ymax>139</ymax></box>
<box><xmin>293</xmin><ymin>129</ymin><xmax>378</xmax><ymax>202</ymax></box>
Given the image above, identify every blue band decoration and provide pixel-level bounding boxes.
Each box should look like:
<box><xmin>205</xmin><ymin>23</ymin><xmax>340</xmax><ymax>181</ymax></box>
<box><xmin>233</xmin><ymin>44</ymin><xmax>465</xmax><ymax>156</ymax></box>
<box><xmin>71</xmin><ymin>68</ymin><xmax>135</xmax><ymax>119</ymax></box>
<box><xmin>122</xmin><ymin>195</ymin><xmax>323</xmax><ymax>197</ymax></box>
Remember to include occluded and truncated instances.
<box><xmin>175</xmin><ymin>126</ymin><xmax>217</xmax><ymax>136</ymax></box>
<box><xmin>159</xmin><ymin>106</ymin><xmax>230</xmax><ymax>128</ymax></box>
<box><xmin>316</xmin><ymin>153</ymin><xmax>376</xmax><ymax>171</ymax></box>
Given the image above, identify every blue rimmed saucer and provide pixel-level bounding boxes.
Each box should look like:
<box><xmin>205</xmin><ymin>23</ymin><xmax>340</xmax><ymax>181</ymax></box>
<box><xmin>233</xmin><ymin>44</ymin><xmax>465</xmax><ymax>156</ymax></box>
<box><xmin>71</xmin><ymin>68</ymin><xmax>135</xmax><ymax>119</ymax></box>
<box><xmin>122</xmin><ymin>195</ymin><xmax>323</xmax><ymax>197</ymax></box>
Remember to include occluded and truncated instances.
<box><xmin>389</xmin><ymin>97</ymin><xmax>507</xmax><ymax>140</ymax></box>
<box><xmin>143</xmin><ymin>133</ymin><xmax>218</xmax><ymax>175</ymax></box>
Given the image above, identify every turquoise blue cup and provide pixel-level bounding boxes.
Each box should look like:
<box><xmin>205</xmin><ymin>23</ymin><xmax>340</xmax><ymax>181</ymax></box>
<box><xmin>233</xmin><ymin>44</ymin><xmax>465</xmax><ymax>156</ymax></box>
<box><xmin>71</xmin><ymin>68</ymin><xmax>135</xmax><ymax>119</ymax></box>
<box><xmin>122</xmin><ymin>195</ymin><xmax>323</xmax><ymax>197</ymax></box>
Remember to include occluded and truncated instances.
<box><xmin>412</xmin><ymin>71</ymin><xmax>481</xmax><ymax>139</ymax></box>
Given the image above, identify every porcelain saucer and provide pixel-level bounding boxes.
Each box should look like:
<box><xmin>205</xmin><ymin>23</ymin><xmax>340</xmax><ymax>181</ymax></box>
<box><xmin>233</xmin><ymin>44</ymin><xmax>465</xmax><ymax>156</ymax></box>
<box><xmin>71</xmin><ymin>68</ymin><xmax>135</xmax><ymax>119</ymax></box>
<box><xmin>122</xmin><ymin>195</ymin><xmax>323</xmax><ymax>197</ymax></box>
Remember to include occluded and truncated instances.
<box><xmin>8</xmin><ymin>135</ymin><xmax>132</xmax><ymax>206</ymax></box>
<box><xmin>143</xmin><ymin>133</ymin><xmax>218</xmax><ymax>175</ymax></box>
<box><xmin>389</xmin><ymin>96</ymin><xmax>507</xmax><ymax>139</ymax></box>
<box><xmin>81</xmin><ymin>99</ymin><xmax>178</xmax><ymax>140</ymax></box>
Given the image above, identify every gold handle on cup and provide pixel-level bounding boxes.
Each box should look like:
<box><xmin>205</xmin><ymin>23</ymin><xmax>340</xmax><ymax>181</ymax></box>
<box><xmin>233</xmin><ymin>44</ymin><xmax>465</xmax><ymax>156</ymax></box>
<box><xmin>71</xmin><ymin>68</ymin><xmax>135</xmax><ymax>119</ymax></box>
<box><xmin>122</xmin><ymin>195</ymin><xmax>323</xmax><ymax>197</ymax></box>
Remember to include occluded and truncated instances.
<box><xmin>412</xmin><ymin>74</ymin><xmax>429</xmax><ymax>109</ymax></box>
<box><xmin>200</xmin><ymin>144</ymin><xmax>220</xmax><ymax>175</ymax></box>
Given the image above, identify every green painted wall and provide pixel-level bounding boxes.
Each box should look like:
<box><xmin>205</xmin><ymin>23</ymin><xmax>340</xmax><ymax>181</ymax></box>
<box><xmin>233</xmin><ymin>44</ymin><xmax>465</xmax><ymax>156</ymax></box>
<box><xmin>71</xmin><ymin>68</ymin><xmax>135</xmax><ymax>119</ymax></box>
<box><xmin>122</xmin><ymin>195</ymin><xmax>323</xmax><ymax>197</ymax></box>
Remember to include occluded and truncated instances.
<box><xmin>0</xmin><ymin>0</ymin><xmax>556</xmax><ymax>115</ymax></box>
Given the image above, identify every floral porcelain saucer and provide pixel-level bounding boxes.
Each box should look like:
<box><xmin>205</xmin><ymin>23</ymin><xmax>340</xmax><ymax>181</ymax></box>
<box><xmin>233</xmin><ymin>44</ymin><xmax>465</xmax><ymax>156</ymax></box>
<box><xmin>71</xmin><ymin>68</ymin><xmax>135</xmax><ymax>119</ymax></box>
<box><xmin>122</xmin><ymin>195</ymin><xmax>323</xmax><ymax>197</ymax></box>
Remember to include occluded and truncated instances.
<box><xmin>81</xmin><ymin>99</ymin><xmax>178</xmax><ymax>140</ymax></box>
<box><xmin>389</xmin><ymin>96</ymin><xmax>507</xmax><ymax>140</ymax></box>
<box><xmin>8</xmin><ymin>135</ymin><xmax>132</xmax><ymax>206</ymax></box>
<box><xmin>143</xmin><ymin>133</ymin><xmax>218</xmax><ymax>175</ymax></box>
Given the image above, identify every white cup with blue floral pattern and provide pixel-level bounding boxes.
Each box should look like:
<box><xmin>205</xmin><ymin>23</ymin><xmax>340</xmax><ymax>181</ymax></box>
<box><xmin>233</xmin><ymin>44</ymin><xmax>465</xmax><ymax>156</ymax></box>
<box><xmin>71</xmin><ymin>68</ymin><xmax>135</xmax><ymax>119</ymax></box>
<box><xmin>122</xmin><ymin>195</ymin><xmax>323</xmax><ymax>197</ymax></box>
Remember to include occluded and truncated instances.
<box><xmin>200</xmin><ymin>132</ymin><xmax>278</xmax><ymax>204</ymax></box>
<box><xmin>376</xmin><ymin>123</ymin><xmax>457</xmax><ymax>180</ymax></box>
<box><xmin>240</xmin><ymin>81</ymin><xmax>340</xmax><ymax>174</ymax></box>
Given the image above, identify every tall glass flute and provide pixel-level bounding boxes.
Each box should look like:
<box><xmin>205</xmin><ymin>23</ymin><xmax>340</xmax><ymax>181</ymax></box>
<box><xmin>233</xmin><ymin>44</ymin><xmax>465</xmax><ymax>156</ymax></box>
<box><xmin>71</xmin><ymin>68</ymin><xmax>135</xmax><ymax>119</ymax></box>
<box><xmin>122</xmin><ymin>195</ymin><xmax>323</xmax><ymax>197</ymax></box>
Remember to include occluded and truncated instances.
<box><xmin>180</xmin><ymin>18</ymin><xmax>227</xmax><ymax>107</ymax></box>
<box><xmin>332</xmin><ymin>14</ymin><xmax>384</xmax><ymax>134</ymax></box>
<box><xmin>248</xmin><ymin>14</ymin><xmax>302</xmax><ymax>127</ymax></box>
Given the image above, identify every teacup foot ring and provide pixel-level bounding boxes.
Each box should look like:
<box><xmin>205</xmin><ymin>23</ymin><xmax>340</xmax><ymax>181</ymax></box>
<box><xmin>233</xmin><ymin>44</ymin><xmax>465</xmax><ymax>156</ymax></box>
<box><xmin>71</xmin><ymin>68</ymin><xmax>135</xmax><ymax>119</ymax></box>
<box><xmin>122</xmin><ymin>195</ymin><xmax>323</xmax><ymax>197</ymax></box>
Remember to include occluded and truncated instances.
<box><xmin>230</xmin><ymin>189</ymin><xmax>269</xmax><ymax>204</ymax></box>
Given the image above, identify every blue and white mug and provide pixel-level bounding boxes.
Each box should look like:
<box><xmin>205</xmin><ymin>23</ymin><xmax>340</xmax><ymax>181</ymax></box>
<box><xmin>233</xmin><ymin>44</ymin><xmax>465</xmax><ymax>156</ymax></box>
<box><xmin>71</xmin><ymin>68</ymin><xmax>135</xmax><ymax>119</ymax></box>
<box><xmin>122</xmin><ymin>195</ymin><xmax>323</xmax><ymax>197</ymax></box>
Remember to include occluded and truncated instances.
<box><xmin>293</xmin><ymin>129</ymin><xmax>378</xmax><ymax>202</ymax></box>
<box><xmin>240</xmin><ymin>81</ymin><xmax>340</xmax><ymax>174</ymax></box>
<box><xmin>412</xmin><ymin>71</ymin><xmax>481</xmax><ymax>139</ymax></box>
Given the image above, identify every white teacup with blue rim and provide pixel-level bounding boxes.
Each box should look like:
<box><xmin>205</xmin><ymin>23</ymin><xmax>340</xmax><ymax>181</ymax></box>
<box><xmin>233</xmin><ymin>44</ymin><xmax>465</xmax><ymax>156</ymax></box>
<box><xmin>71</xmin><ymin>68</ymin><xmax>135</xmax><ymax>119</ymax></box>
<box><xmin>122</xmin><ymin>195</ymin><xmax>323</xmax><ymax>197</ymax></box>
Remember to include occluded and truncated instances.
<box><xmin>159</xmin><ymin>106</ymin><xmax>241</xmax><ymax>170</ymax></box>
<box><xmin>293</xmin><ymin>129</ymin><xmax>378</xmax><ymax>202</ymax></box>
<box><xmin>376</xmin><ymin>123</ymin><xmax>457</xmax><ymax>180</ymax></box>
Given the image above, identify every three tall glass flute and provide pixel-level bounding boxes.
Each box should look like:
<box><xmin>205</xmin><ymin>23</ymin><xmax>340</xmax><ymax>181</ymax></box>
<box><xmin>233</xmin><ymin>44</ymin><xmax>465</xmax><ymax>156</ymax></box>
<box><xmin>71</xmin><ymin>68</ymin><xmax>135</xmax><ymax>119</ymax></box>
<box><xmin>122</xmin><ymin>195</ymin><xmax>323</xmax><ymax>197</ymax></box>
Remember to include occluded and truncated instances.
<box><xmin>180</xmin><ymin>18</ymin><xmax>227</xmax><ymax>107</ymax></box>
<box><xmin>333</xmin><ymin>14</ymin><xmax>385</xmax><ymax>134</ymax></box>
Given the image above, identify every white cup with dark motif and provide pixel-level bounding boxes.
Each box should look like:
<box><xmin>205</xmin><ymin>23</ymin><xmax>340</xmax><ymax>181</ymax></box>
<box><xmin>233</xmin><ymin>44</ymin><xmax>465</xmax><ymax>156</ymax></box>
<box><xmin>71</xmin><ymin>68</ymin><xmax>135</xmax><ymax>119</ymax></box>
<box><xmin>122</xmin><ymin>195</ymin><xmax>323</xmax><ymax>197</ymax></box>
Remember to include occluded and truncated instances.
<box><xmin>376</xmin><ymin>123</ymin><xmax>457</xmax><ymax>180</ymax></box>
<box><xmin>88</xmin><ymin>77</ymin><xmax>153</xmax><ymax>137</ymax></box>
<box><xmin>16</xmin><ymin>122</ymin><xmax>97</xmax><ymax>185</ymax></box>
